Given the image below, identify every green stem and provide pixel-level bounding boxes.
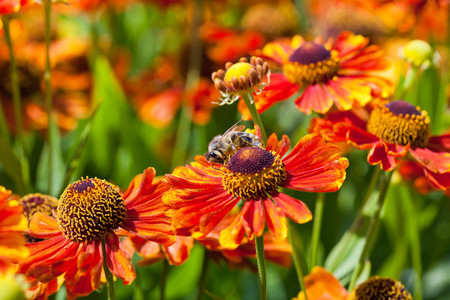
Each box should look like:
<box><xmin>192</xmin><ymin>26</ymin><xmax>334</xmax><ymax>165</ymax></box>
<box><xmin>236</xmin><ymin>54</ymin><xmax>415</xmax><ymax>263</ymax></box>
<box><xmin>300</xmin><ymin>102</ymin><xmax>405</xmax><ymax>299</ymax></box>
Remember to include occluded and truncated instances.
<box><xmin>196</xmin><ymin>248</ymin><xmax>210</xmax><ymax>300</ymax></box>
<box><xmin>255</xmin><ymin>235</ymin><xmax>267</xmax><ymax>300</ymax></box>
<box><xmin>133</xmin><ymin>268</ymin><xmax>144</xmax><ymax>300</ymax></box>
<box><xmin>310</xmin><ymin>193</ymin><xmax>325</xmax><ymax>268</ymax></box>
<box><xmin>159</xmin><ymin>260</ymin><xmax>169</xmax><ymax>300</ymax></box>
<box><xmin>404</xmin><ymin>187</ymin><xmax>423</xmax><ymax>300</ymax></box>
<box><xmin>350</xmin><ymin>167</ymin><xmax>381</xmax><ymax>232</ymax></box>
<box><xmin>348</xmin><ymin>170</ymin><xmax>393</xmax><ymax>291</ymax></box>
<box><xmin>288</xmin><ymin>221</ymin><xmax>308</xmax><ymax>300</ymax></box>
<box><xmin>101</xmin><ymin>235</ymin><xmax>115</xmax><ymax>300</ymax></box>
<box><xmin>2</xmin><ymin>16</ymin><xmax>29</xmax><ymax>194</ymax></box>
<box><xmin>43</xmin><ymin>0</ymin><xmax>55</xmax><ymax>194</ymax></box>
<box><xmin>0</xmin><ymin>96</ymin><xmax>11</xmax><ymax>145</ymax></box>
<box><xmin>398</xmin><ymin>66</ymin><xmax>419</xmax><ymax>101</ymax></box>
<box><xmin>240</xmin><ymin>92</ymin><xmax>267</xmax><ymax>143</ymax></box>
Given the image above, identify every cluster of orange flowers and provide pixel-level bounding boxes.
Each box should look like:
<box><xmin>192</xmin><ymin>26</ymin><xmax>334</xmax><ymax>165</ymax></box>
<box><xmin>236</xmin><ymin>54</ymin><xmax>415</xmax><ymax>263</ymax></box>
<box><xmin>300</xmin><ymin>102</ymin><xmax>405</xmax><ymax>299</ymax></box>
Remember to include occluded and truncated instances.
<box><xmin>1</xmin><ymin>0</ymin><xmax>449</xmax><ymax>299</ymax></box>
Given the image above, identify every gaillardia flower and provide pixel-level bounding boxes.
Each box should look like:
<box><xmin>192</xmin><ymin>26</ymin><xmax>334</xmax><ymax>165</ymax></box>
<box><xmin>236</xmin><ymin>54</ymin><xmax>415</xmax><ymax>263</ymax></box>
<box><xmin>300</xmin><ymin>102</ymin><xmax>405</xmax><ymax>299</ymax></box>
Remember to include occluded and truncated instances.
<box><xmin>18</xmin><ymin>168</ymin><xmax>175</xmax><ymax>299</ymax></box>
<box><xmin>293</xmin><ymin>267</ymin><xmax>412</xmax><ymax>300</ymax></box>
<box><xmin>251</xmin><ymin>31</ymin><xmax>392</xmax><ymax>115</ymax></box>
<box><xmin>309</xmin><ymin>100</ymin><xmax>450</xmax><ymax>189</ymax></box>
<box><xmin>164</xmin><ymin>133</ymin><xmax>348</xmax><ymax>249</ymax></box>
<box><xmin>212</xmin><ymin>56</ymin><xmax>270</xmax><ymax>105</ymax></box>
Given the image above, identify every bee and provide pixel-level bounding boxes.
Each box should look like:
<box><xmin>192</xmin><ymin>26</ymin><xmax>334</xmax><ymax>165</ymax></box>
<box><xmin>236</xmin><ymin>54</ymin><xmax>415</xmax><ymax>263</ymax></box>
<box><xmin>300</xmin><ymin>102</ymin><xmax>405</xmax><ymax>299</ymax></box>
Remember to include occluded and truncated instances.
<box><xmin>204</xmin><ymin>120</ymin><xmax>263</xmax><ymax>166</ymax></box>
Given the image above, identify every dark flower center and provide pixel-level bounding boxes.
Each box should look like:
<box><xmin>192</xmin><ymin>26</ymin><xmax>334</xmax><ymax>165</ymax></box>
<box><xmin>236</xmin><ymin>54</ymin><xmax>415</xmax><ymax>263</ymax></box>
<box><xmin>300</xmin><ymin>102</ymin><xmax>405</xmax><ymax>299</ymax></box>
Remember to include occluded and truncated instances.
<box><xmin>367</xmin><ymin>100</ymin><xmax>430</xmax><ymax>148</ymax></box>
<box><xmin>19</xmin><ymin>193</ymin><xmax>59</xmax><ymax>243</ymax></box>
<box><xmin>19</xmin><ymin>193</ymin><xmax>59</xmax><ymax>222</ymax></box>
<box><xmin>283</xmin><ymin>42</ymin><xmax>340</xmax><ymax>85</ymax></box>
<box><xmin>353</xmin><ymin>277</ymin><xmax>412</xmax><ymax>300</ymax></box>
<box><xmin>57</xmin><ymin>178</ymin><xmax>126</xmax><ymax>243</ymax></box>
<box><xmin>222</xmin><ymin>147</ymin><xmax>286</xmax><ymax>200</ymax></box>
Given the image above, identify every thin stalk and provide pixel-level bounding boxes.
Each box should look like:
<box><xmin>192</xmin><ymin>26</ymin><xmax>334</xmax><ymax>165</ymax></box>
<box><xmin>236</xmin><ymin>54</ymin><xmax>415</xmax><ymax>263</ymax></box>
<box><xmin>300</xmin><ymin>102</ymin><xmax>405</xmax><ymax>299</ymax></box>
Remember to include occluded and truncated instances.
<box><xmin>255</xmin><ymin>235</ymin><xmax>267</xmax><ymax>300</ymax></box>
<box><xmin>2</xmin><ymin>16</ymin><xmax>30</xmax><ymax>194</ymax></box>
<box><xmin>240</xmin><ymin>92</ymin><xmax>267</xmax><ymax>143</ymax></box>
<box><xmin>101</xmin><ymin>235</ymin><xmax>115</xmax><ymax>300</ymax></box>
<box><xmin>348</xmin><ymin>171</ymin><xmax>393</xmax><ymax>290</ymax></box>
<box><xmin>196</xmin><ymin>248</ymin><xmax>210</xmax><ymax>300</ymax></box>
<box><xmin>43</xmin><ymin>0</ymin><xmax>56</xmax><ymax>194</ymax></box>
<box><xmin>288</xmin><ymin>222</ymin><xmax>308</xmax><ymax>300</ymax></box>
<box><xmin>398</xmin><ymin>66</ymin><xmax>419</xmax><ymax>101</ymax></box>
<box><xmin>310</xmin><ymin>193</ymin><xmax>325</xmax><ymax>267</ymax></box>
<box><xmin>404</xmin><ymin>188</ymin><xmax>423</xmax><ymax>300</ymax></box>
<box><xmin>350</xmin><ymin>167</ymin><xmax>381</xmax><ymax>232</ymax></box>
<box><xmin>159</xmin><ymin>260</ymin><xmax>169</xmax><ymax>300</ymax></box>
<box><xmin>0</xmin><ymin>96</ymin><xmax>11</xmax><ymax>145</ymax></box>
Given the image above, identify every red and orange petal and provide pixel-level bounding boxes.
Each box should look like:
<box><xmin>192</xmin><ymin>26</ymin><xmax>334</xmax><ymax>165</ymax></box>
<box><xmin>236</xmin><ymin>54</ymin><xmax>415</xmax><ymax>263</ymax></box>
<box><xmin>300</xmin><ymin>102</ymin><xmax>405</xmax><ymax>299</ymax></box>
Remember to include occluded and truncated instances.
<box><xmin>201</xmin><ymin>22</ymin><xmax>265</xmax><ymax>64</ymax></box>
<box><xmin>121</xmin><ymin>167</ymin><xmax>176</xmax><ymax>246</ymax></box>
<box><xmin>123</xmin><ymin>234</ymin><xmax>193</xmax><ymax>267</ymax></box>
<box><xmin>184</xmin><ymin>78</ymin><xmax>218</xmax><ymax>126</ymax></box>
<box><xmin>198</xmin><ymin>213</ymin><xmax>292</xmax><ymax>269</ymax></box>
<box><xmin>136</xmin><ymin>88</ymin><xmax>183</xmax><ymax>129</ymax></box>
<box><xmin>28</xmin><ymin>276</ymin><xmax>64</xmax><ymax>300</ymax></box>
<box><xmin>293</xmin><ymin>266</ymin><xmax>349</xmax><ymax>300</ymax></box>
<box><xmin>164</xmin><ymin>133</ymin><xmax>348</xmax><ymax>248</ymax></box>
<box><xmin>18</xmin><ymin>213</ymin><xmax>135</xmax><ymax>298</ymax></box>
<box><xmin>0</xmin><ymin>186</ymin><xmax>28</xmax><ymax>274</ymax></box>
<box><xmin>253</xmin><ymin>31</ymin><xmax>391</xmax><ymax>115</ymax></box>
<box><xmin>0</xmin><ymin>0</ymin><xmax>30</xmax><ymax>14</ymax></box>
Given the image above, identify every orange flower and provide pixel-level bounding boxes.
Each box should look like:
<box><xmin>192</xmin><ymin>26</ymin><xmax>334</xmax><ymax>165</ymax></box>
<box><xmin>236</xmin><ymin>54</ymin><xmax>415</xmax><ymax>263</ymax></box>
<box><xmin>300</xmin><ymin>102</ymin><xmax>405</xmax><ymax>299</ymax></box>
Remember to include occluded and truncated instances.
<box><xmin>17</xmin><ymin>168</ymin><xmax>175</xmax><ymax>299</ymax></box>
<box><xmin>247</xmin><ymin>31</ymin><xmax>391</xmax><ymax>115</ymax></box>
<box><xmin>164</xmin><ymin>133</ymin><xmax>348</xmax><ymax>249</ymax></box>
<box><xmin>292</xmin><ymin>267</ymin><xmax>348</xmax><ymax>300</ymax></box>
<box><xmin>309</xmin><ymin>100</ymin><xmax>450</xmax><ymax>189</ymax></box>
<box><xmin>293</xmin><ymin>267</ymin><xmax>412</xmax><ymax>300</ymax></box>
<box><xmin>0</xmin><ymin>186</ymin><xmax>28</xmax><ymax>275</ymax></box>
<box><xmin>0</xmin><ymin>10</ymin><xmax>93</xmax><ymax>133</ymax></box>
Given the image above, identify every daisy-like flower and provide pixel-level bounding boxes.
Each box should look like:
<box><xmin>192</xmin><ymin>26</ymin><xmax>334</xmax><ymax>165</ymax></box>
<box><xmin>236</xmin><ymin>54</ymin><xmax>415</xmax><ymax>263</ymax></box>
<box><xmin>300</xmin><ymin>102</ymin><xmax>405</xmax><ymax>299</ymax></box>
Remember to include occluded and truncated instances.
<box><xmin>309</xmin><ymin>100</ymin><xmax>450</xmax><ymax>190</ymax></box>
<box><xmin>212</xmin><ymin>56</ymin><xmax>270</xmax><ymax>106</ymax></box>
<box><xmin>0</xmin><ymin>0</ymin><xmax>30</xmax><ymax>14</ymax></box>
<box><xmin>0</xmin><ymin>186</ymin><xmax>28</xmax><ymax>275</ymax></box>
<box><xmin>17</xmin><ymin>168</ymin><xmax>175</xmax><ymax>299</ymax></box>
<box><xmin>164</xmin><ymin>133</ymin><xmax>348</xmax><ymax>249</ymax></box>
<box><xmin>292</xmin><ymin>267</ymin><xmax>412</xmax><ymax>300</ymax></box>
<box><xmin>249</xmin><ymin>31</ymin><xmax>392</xmax><ymax>115</ymax></box>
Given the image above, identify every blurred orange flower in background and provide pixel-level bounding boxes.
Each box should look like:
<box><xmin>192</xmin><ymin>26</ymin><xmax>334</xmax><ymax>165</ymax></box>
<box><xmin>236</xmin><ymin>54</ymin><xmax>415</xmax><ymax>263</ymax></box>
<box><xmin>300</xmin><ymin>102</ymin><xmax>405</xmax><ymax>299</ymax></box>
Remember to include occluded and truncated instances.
<box><xmin>248</xmin><ymin>31</ymin><xmax>392</xmax><ymax>115</ymax></box>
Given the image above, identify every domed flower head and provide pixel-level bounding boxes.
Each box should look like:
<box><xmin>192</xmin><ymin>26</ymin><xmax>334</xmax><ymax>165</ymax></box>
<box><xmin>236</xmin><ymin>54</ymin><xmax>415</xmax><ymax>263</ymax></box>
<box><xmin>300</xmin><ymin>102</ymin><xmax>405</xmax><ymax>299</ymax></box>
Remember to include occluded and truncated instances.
<box><xmin>17</xmin><ymin>168</ymin><xmax>175</xmax><ymax>299</ymax></box>
<box><xmin>0</xmin><ymin>186</ymin><xmax>28</xmax><ymax>275</ymax></box>
<box><xmin>164</xmin><ymin>133</ymin><xmax>348</xmax><ymax>249</ymax></box>
<box><xmin>248</xmin><ymin>31</ymin><xmax>392</xmax><ymax>115</ymax></box>
<box><xmin>309</xmin><ymin>100</ymin><xmax>450</xmax><ymax>189</ymax></box>
<box><xmin>212</xmin><ymin>56</ymin><xmax>270</xmax><ymax>105</ymax></box>
<box><xmin>293</xmin><ymin>267</ymin><xmax>412</xmax><ymax>300</ymax></box>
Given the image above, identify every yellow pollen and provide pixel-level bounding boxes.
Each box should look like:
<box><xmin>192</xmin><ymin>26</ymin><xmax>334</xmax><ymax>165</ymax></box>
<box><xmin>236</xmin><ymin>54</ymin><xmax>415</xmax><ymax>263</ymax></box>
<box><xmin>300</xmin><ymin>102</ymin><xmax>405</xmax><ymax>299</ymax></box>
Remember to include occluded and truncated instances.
<box><xmin>348</xmin><ymin>277</ymin><xmax>412</xmax><ymax>300</ymax></box>
<box><xmin>367</xmin><ymin>102</ymin><xmax>430</xmax><ymax>148</ymax></box>
<box><xmin>222</xmin><ymin>147</ymin><xmax>286</xmax><ymax>200</ymax></box>
<box><xmin>283</xmin><ymin>50</ymin><xmax>340</xmax><ymax>85</ymax></box>
<box><xmin>57</xmin><ymin>178</ymin><xmax>126</xmax><ymax>243</ymax></box>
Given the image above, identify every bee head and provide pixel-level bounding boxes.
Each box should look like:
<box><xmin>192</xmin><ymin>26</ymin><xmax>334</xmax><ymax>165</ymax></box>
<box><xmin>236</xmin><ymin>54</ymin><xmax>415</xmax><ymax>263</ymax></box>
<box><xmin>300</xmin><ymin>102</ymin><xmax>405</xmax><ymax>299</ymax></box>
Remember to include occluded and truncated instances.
<box><xmin>204</xmin><ymin>151</ymin><xmax>221</xmax><ymax>164</ymax></box>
